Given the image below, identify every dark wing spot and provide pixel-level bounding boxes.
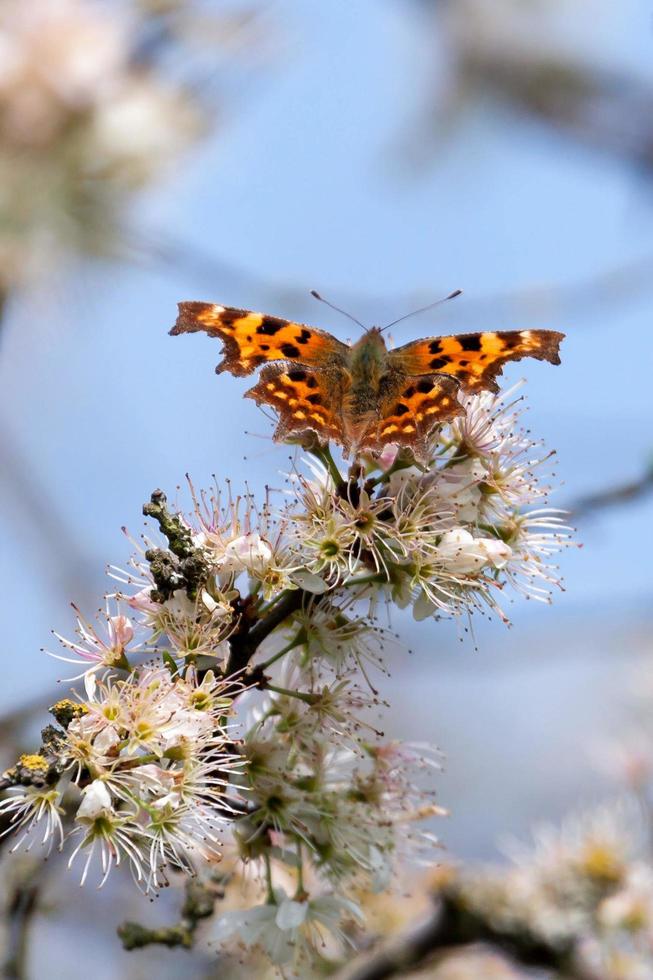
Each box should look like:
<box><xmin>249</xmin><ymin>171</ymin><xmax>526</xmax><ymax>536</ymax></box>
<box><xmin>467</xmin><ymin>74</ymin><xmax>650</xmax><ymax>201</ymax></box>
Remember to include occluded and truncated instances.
<box><xmin>287</xmin><ymin>368</ymin><xmax>307</xmax><ymax>382</ymax></box>
<box><xmin>260</xmin><ymin>344</ymin><xmax>270</xmax><ymax>351</ymax></box>
<box><xmin>247</xmin><ymin>335</ymin><xmax>252</xmax><ymax>342</ymax></box>
<box><xmin>281</xmin><ymin>343</ymin><xmax>301</xmax><ymax>358</ymax></box>
<box><xmin>403</xmin><ymin>385</ymin><xmax>415</xmax><ymax>398</ymax></box>
<box><xmin>394</xmin><ymin>403</ymin><xmax>410</xmax><ymax>416</ymax></box>
<box><xmin>257</xmin><ymin>320</ymin><xmax>283</xmax><ymax>336</ymax></box>
<box><xmin>220</xmin><ymin>309</ymin><xmax>245</xmax><ymax>326</ymax></box>
<box><xmin>459</xmin><ymin>335</ymin><xmax>482</xmax><ymax>352</ymax></box>
<box><xmin>305</xmin><ymin>376</ymin><xmax>318</xmax><ymax>389</ymax></box>
<box><xmin>428</xmin><ymin>340</ymin><xmax>442</xmax><ymax>354</ymax></box>
<box><xmin>307</xmin><ymin>394</ymin><xmax>322</xmax><ymax>405</ymax></box>
<box><xmin>416</xmin><ymin>379</ymin><xmax>433</xmax><ymax>394</ymax></box>
<box><xmin>458</xmin><ymin>358</ymin><xmax>468</xmax><ymax>367</ymax></box>
<box><xmin>295</xmin><ymin>329</ymin><xmax>312</xmax><ymax>345</ymax></box>
<box><xmin>430</xmin><ymin>357</ymin><xmax>449</xmax><ymax>370</ymax></box>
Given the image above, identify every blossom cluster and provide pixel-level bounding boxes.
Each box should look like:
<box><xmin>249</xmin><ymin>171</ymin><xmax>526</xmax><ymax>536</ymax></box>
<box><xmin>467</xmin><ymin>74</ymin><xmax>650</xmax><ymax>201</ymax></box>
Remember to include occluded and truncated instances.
<box><xmin>0</xmin><ymin>665</ymin><xmax>241</xmax><ymax>891</ymax></box>
<box><xmin>115</xmin><ymin>382</ymin><xmax>570</xmax><ymax>634</ymax></box>
<box><xmin>212</xmin><ymin>659</ymin><xmax>443</xmax><ymax>968</ymax></box>
<box><xmin>0</xmin><ymin>383</ymin><xmax>571</xmax><ymax>972</ymax></box>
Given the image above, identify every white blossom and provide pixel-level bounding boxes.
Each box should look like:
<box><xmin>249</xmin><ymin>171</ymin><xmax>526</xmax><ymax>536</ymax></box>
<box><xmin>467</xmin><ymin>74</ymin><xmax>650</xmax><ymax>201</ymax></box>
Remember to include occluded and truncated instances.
<box><xmin>213</xmin><ymin>888</ymin><xmax>363</xmax><ymax>966</ymax></box>
<box><xmin>0</xmin><ymin>377</ymin><xmax>575</xmax><ymax>970</ymax></box>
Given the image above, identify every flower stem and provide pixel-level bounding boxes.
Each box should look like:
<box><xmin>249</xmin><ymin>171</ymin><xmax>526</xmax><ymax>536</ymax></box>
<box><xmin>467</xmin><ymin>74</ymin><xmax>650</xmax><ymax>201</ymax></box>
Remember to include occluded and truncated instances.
<box><xmin>310</xmin><ymin>443</ymin><xmax>344</xmax><ymax>487</ymax></box>
<box><xmin>343</xmin><ymin>573</ymin><xmax>387</xmax><ymax>588</ymax></box>
<box><xmin>116</xmin><ymin>752</ymin><xmax>161</xmax><ymax>770</ymax></box>
<box><xmin>266</xmin><ymin>684</ymin><xmax>316</xmax><ymax>705</ymax></box>
<box><xmin>294</xmin><ymin>840</ymin><xmax>306</xmax><ymax>900</ymax></box>
<box><xmin>264</xmin><ymin>852</ymin><xmax>276</xmax><ymax>904</ymax></box>
<box><xmin>258</xmin><ymin>632</ymin><xmax>305</xmax><ymax>672</ymax></box>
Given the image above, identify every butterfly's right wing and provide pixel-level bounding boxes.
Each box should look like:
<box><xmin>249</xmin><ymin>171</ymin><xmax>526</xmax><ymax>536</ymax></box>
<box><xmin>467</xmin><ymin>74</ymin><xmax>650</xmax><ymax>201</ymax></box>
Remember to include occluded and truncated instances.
<box><xmin>359</xmin><ymin>373</ymin><xmax>464</xmax><ymax>462</ymax></box>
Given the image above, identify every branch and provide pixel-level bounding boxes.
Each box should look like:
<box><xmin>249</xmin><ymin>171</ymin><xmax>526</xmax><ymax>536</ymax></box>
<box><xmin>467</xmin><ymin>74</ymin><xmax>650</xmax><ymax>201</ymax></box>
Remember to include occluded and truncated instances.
<box><xmin>337</xmin><ymin>889</ymin><xmax>589</xmax><ymax>980</ymax></box>
<box><xmin>3</xmin><ymin>863</ymin><xmax>46</xmax><ymax>980</ymax></box>
<box><xmin>141</xmin><ymin>227</ymin><xmax>653</xmax><ymax>339</ymax></box>
<box><xmin>570</xmin><ymin>463</ymin><xmax>653</xmax><ymax>518</ymax></box>
<box><xmin>469</xmin><ymin>54</ymin><xmax>653</xmax><ymax>173</ymax></box>
<box><xmin>143</xmin><ymin>489</ymin><xmax>308</xmax><ymax>679</ymax></box>
<box><xmin>225</xmin><ymin>588</ymin><xmax>306</xmax><ymax>677</ymax></box>
<box><xmin>118</xmin><ymin>877</ymin><xmax>223</xmax><ymax>951</ymax></box>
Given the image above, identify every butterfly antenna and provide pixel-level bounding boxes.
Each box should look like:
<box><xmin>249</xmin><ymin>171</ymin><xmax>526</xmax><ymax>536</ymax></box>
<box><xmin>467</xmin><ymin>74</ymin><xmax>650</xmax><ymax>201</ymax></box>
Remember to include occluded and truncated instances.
<box><xmin>380</xmin><ymin>289</ymin><xmax>462</xmax><ymax>332</ymax></box>
<box><xmin>310</xmin><ymin>290</ymin><xmax>367</xmax><ymax>331</ymax></box>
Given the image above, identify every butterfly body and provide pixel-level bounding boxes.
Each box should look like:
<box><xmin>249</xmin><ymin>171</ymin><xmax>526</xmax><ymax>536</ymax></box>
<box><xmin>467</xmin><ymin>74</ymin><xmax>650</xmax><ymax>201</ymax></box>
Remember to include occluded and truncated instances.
<box><xmin>344</xmin><ymin>328</ymin><xmax>389</xmax><ymax>414</ymax></box>
<box><xmin>171</xmin><ymin>301</ymin><xmax>564</xmax><ymax>461</ymax></box>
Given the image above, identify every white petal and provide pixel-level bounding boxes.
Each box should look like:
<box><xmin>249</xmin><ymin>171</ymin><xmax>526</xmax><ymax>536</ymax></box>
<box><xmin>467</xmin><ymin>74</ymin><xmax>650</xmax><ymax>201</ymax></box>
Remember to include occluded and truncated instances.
<box><xmin>84</xmin><ymin>671</ymin><xmax>97</xmax><ymax>701</ymax></box>
<box><xmin>77</xmin><ymin>780</ymin><xmax>112</xmax><ymax>819</ymax></box>
<box><xmin>276</xmin><ymin>898</ymin><xmax>308</xmax><ymax>930</ymax></box>
<box><xmin>413</xmin><ymin>591</ymin><xmax>437</xmax><ymax>621</ymax></box>
<box><xmin>290</xmin><ymin>570</ymin><xmax>328</xmax><ymax>594</ymax></box>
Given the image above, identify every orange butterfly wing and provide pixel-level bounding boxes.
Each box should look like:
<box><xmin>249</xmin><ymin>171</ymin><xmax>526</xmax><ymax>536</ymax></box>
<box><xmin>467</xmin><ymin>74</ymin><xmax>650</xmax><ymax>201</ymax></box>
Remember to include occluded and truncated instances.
<box><xmin>171</xmin><ymin>302</ymin><xmax>348</xmax><ymax>377</ymax></box>
<box><xmin>390</xmin><ymin>329</ymin><xmax>564</xmax><ymax>392</ymax></box>
<box><xmin>245</xmin><ymin>365</ymin><xmax>343</xmax><ymax>444</ymax></box>
<box><xmin>365</xmin><ymin>373</ymin><xmax>464</xmax><ymax>461</ymax></box>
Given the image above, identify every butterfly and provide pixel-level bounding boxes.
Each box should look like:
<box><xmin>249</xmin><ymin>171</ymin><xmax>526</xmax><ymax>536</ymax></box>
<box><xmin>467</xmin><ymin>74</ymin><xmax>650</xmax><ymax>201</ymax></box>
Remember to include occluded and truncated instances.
<box><xmin>170</xmin><ymin>301</ymin><xmax>564</xmax><ymax>462</ymax></box>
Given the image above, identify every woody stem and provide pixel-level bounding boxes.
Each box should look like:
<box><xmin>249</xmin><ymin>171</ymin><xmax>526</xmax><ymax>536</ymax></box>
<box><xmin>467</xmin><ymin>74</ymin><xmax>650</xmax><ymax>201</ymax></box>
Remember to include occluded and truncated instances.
<box><xmin>224</xmin><ymin>588</ymin><xmax>306</xmax><ymax>677</ymax></box>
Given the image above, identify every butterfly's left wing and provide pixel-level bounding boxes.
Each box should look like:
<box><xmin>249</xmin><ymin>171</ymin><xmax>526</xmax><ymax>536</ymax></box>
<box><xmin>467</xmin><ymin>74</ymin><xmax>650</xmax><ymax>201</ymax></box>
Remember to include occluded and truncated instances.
<box><xmin>359</xmin><ymin>373</ymin><xmax>464</xmax><ymax>462</ymax></box>
<box><xmin>171</xmin><ymin>302</ymin><xmax>348</xmax><ymax>377</ymax></box>
<box><xmin>245</xmin><ymin>364</ymin><xmax>344</xmax><ymax>445</ymax></box>
<box><xmin>390</xmin><ymin>329</ymin><xmax>564</xmax><ymax>393</ymax></box>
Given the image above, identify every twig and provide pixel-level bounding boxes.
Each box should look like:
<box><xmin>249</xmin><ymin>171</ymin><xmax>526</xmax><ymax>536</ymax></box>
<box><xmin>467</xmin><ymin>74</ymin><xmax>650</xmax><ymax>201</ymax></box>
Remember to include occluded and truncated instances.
<box><xmin>140</xmin><ymin>229</ymin><xmax>653</xmax><ymax>335</ymax></box>
<box><xmin>570</xmin><ymin>465</ymin><xmax>653</xmax><ymax>518</ymax></box>
<box><xmin>464</xmin><ymin>52</ymin><xmax>653</xmax><ymax>174</ymax></box>
<box><xmin>142</xmin><ymin>489</ymin><xmax>307</xmax><ymax>679</ymax></box>
<box><xmin>118</xmin><ymin>876</ymin><xmax>224</xmax><ymax>951</ymax></box>
<box><xmin>226</xmin><ymin>588</ymin><xmax>306</xmax><ymax>676</ymax></box>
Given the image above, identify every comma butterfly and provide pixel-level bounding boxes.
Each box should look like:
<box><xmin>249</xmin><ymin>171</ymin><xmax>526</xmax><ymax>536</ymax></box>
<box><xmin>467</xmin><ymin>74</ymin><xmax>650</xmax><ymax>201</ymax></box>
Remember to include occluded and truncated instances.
<box><xmin>170</xmin><ymin>300</ymin><xmax>564</xmax><ymax>462</ymax></box>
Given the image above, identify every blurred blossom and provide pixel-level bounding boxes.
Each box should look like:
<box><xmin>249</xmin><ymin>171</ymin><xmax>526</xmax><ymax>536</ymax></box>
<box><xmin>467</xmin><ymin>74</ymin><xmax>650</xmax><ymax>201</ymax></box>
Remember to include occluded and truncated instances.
<box><xmin>429</xmin><ymin>950</ymin><xmax>526</xmax><ymax>980</ymax></box>
<box><xmin>592</xmin><ymin>730</ymin><xmax>653</xmax><ymax>795</ymax></box>
<box><xmin>454</xmin><ymin>800</ymin><xmax>653</xmax><ymax>979</ymax></box>
<box><xmin>590</xmin><ymin>654</ymin><xmax>653</xmax><ymax>802</ymax></box>
<box><xmin>0</xmin><ymin>0</ymin><xmax>125</xmax><ymax>145</ymax></box>
<box><xmin>213</xmin><ymin>888</ymin><xmax>364</xmax><ymax>968</ymax></box>
<box><xmin>0</xmin><ymin>0</ymin><xmax>207</xmax><ymax>292</ymax></box>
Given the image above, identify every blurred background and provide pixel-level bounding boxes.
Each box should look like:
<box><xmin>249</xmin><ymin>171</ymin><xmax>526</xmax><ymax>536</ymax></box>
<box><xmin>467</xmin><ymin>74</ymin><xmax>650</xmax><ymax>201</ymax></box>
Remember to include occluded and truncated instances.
<box><xmin>0</xmin><ymin>0</ymin><xmax>652</xmax><ymax>976</ymax></box>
